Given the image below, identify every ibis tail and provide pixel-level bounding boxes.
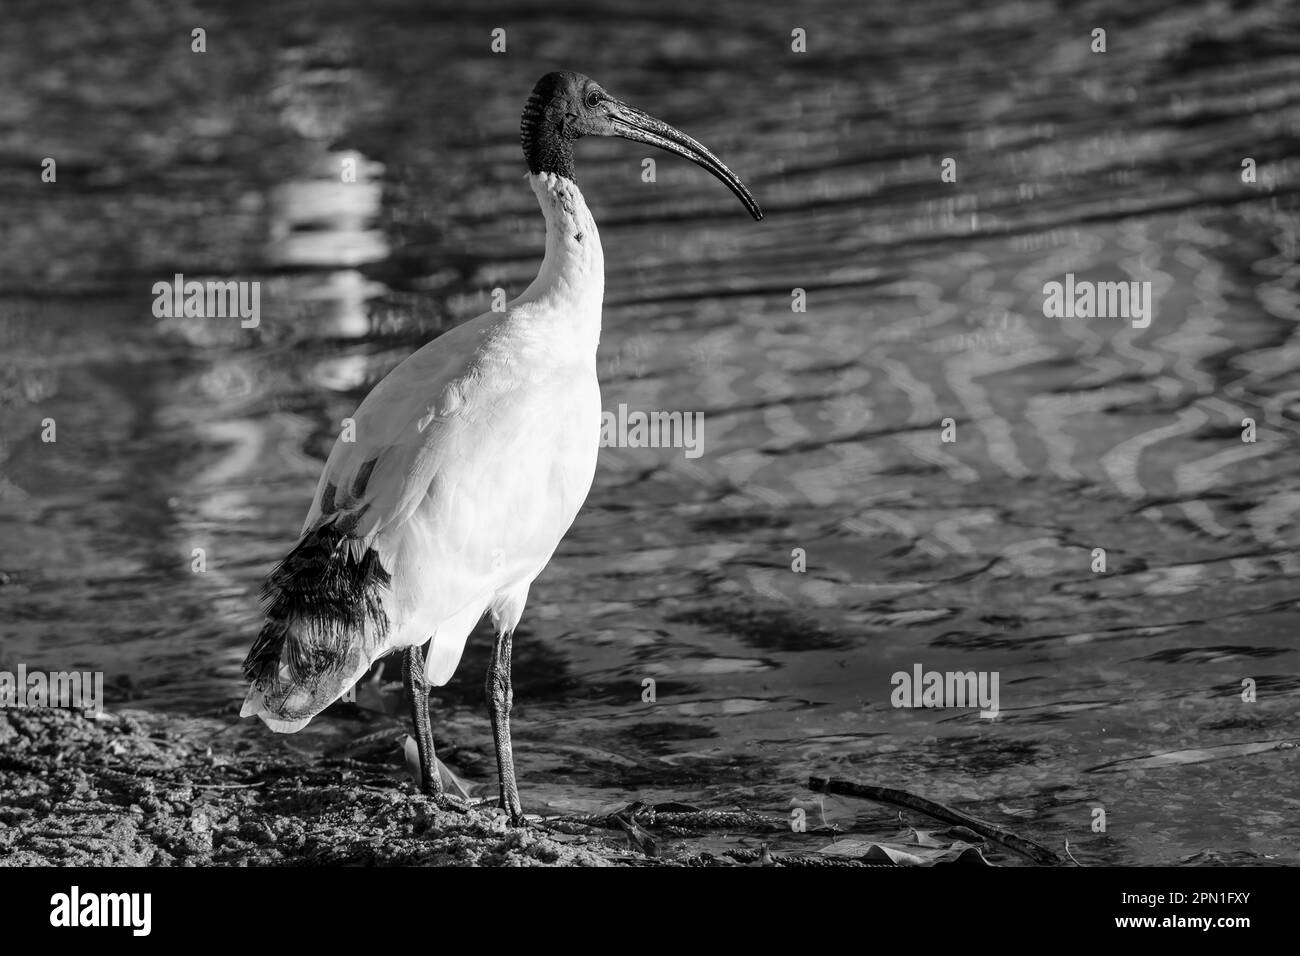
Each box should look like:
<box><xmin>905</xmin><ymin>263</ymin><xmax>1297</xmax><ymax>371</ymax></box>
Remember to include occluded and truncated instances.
<box><xmin>241</xmin><ymin>517</ymin><xmax>391</xmax><ymax>731</ymax></box>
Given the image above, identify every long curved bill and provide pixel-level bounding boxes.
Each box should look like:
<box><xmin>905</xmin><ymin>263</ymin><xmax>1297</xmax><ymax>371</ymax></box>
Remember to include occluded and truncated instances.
<box><xmin>608</xmin><ymin>101</ymin><xmax>764</xmax><ymax>221</ymax></box>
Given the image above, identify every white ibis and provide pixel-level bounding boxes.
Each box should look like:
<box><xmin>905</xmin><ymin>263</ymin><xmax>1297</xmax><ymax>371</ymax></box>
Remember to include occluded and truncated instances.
<box><xmin>241</xmin><ymin>71</ymin><xmax>762</xmax><ymax>824</ymax></box>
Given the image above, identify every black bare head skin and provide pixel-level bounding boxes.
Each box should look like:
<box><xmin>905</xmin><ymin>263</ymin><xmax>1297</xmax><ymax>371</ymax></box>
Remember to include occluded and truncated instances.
<box><xmin>520</xmin><ymin>71</ymin><xmax>612</xmax><ymax>180</ymax></box>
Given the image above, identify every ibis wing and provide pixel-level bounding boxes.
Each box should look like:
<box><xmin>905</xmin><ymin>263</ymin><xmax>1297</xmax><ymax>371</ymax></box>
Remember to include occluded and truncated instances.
<box><xmin>298</xmin><ymin>314</ymin><xmax>599</xmax><ymax>642</ymax></box>
<box><xmin>301</xmin><ymin>319</ymin><xmax>489</xmax><ymax>542</ymax></box>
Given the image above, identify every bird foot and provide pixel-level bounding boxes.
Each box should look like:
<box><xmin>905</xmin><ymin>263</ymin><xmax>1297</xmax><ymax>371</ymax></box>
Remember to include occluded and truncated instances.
<box><xmin>478</xmin><ymin>799</ymin><xmax>528</xmax><ymax>828</ymax></box>
<box><xmin>424</xmin><ymin>792</ymin><xmax>472</xmax><ymax>814</ymax></box>
<box><xmin>503</xmin><ymin>799</ymin><xmax>528</xmax><ymax>828</ymax></box>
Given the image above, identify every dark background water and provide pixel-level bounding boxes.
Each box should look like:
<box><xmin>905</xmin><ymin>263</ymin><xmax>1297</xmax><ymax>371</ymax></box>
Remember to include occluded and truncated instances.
<box><xmin>1</xmin><ymin>0</ymin><xmax>1298</xmax><ymax>864</ymax></box>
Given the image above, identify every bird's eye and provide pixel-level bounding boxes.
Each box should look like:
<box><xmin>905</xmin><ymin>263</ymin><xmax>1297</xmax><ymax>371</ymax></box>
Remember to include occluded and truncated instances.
<box><xmin>584</xmin><ymin>90</ymin><xmax>602</xmax><ymax>109</ymax></box>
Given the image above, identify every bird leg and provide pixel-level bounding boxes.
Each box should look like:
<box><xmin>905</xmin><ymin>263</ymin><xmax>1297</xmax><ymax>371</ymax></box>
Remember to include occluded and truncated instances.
<box><xmin>485</xmin><ymin>627</ymin><xmax>524</xmax><ymax>825</ymax></box>
<box><xmin>403</xmin><ymin>643</ymin><xmax>443</xmax><ymax>797</ymax></box>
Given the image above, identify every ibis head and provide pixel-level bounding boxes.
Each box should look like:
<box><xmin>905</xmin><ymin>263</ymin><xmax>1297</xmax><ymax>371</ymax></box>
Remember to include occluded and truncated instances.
<box><xmin>520</xmin><ymin>71</ymin><xmax>763</xmax><ymax>221</ymax></box>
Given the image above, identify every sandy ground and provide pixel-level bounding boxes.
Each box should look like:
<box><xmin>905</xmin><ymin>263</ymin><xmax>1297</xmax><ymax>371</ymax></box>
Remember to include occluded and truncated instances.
<box><xmin>0</xmin><ymin>707</ymin><xmax>641</xmax><ymax>866</ymax></box>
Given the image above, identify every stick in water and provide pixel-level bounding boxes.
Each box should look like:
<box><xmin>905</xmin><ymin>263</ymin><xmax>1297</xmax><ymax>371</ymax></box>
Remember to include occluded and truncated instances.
<box><xmin>807</xmin><ymin>776</ymin><xmax>1063</xmax><ymax>866</ymax></box>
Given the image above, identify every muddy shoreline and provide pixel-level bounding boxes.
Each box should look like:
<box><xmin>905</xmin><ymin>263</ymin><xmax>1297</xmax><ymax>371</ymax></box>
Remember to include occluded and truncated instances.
<box><xmin>2</xmin><ymin>706</ymin><xmax>1056</xmax><ymax>867</ymax></box>
<box><xmin>0</xmin><ymin>707</ymin><xmax>634</xmax><ymax>866</ymax></box>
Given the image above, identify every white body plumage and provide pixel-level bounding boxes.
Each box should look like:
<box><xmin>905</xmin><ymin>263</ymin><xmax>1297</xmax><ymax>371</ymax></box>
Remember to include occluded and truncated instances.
<box><xmin>242</xmin><ymin>172</ymin><xmax>603</xmax><ymax>731</ymax></box>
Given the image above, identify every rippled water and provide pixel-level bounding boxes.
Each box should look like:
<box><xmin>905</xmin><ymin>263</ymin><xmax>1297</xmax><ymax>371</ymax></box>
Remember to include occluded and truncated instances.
<box><xmin>2</xmin><ymin>0</ymin><xmax>1299</xmax><ymax>864</ymax></box>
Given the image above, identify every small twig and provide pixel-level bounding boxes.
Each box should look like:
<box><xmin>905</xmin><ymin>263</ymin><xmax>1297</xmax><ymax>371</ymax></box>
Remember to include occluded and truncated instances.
<box><xmin>550</xmin><ymin>805</ymin><xmax>788</xmax><ymax>833</ymax></box>
<box><xmin>1063</xmin><ymin>839</ymin><xmax>1082</xmax><ymax>866</ymax></box>
<box><xmin>808</xmin><ymin>776</ymin><xmax>1062</xmax><ymax>866</ymax></box>
<box><xmin>186</xmin><ymin>782</ymin><xmax>262</xmax><ymax>790</ymax></box>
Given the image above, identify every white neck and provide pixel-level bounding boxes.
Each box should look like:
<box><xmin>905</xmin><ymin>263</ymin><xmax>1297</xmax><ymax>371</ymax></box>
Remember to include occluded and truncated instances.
<box><xmin>512</xmin><ymin>172</ymin><xmax>604</xmax><ymax>350</ymax></box>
